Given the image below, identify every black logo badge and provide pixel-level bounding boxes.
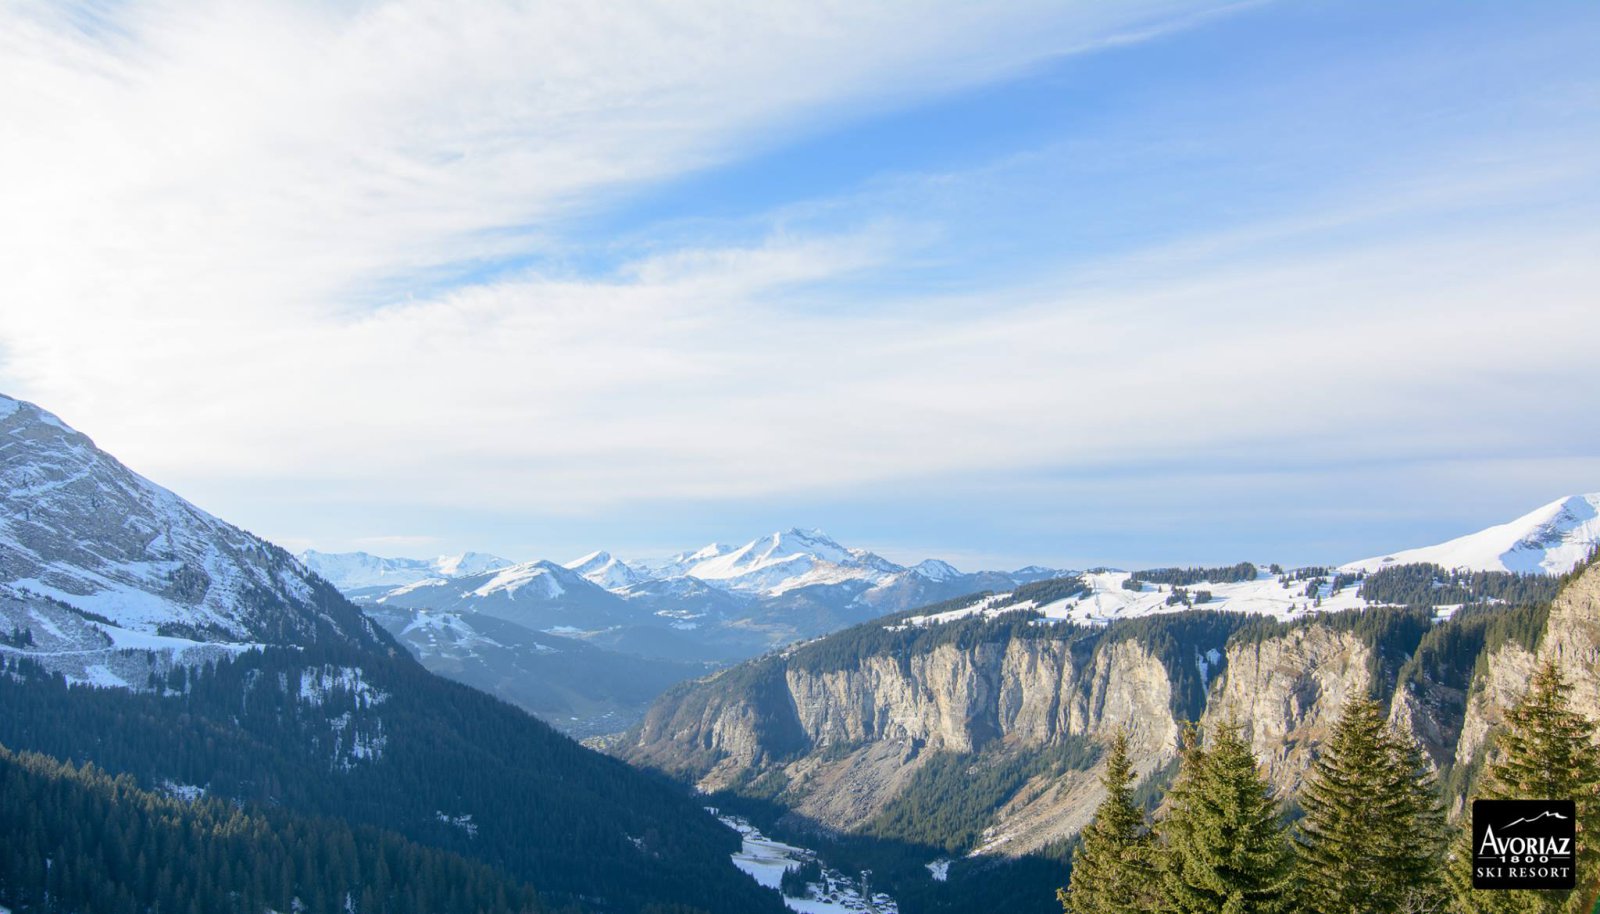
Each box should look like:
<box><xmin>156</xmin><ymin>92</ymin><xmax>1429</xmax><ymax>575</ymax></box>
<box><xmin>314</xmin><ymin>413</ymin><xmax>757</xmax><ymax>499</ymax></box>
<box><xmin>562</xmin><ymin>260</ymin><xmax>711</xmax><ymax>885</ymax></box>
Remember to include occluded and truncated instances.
<box><xmin>1472</xmin><ymin>799</ymin><xmax>1576</xmax><ymax>890</ymax></box>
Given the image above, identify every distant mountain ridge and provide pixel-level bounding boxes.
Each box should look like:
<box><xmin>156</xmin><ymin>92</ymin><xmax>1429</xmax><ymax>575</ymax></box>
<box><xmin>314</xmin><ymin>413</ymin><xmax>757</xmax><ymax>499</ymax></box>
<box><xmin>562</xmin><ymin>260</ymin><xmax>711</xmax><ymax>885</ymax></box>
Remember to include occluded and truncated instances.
<box><xmin>310</xmin><ymin>499</ymin><xmax>1600</xmax><ymax>734</ymax></box>
<box><xmin>1344</xmin><ymin>493</ymin><xmax>1600</xmax><ymax>575</ymax></box>
<box><xmin>299</xmin><ymin>549</ymin><xmax>512</xmax><ymax>592</ymax></box>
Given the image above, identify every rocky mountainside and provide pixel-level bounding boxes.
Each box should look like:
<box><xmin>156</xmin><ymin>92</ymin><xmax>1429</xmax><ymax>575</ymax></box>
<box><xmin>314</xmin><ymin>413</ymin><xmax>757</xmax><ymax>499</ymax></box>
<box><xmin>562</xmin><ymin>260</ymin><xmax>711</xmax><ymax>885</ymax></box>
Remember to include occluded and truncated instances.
<box><xmin>0</xmin><ymin>394</ymin><xmax>392</xmax><ymax>687</ymax></box>
<box><xmin>621</xmin><ymin>558</ymin><xmax>1600</xmax><ymax>869</ymax></box>
<box><xmin>0</xmin><ymin>391</ymin><xmax>791</xmax><ymax>914</ymax></box>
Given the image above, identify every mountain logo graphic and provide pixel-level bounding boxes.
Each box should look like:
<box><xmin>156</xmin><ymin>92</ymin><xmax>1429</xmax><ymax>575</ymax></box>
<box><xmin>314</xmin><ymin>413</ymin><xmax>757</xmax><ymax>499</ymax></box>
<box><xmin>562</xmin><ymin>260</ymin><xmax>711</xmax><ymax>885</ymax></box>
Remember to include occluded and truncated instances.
<box><xmin>1472</xmin><ymin>800</ymin><xmax>1577</xmax><ymax>891</ymax></box>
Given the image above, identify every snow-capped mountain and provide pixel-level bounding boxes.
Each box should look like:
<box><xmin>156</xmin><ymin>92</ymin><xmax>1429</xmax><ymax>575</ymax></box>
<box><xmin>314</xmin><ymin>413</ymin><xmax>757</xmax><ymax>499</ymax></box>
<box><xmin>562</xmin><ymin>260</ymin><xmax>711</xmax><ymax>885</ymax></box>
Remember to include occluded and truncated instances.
<box><xmin>0</xmin><ymin>393</ymin><xmax>388</xmax><ymax>685</ymax></box>
<box><xmin>333</xmin><ymin>527</ymin><xmax>1078</xmax><ymax>668</ymax></box>
<box><xmin>298</xmin><ymin>549</ymin><xmax>512</xmax><ymax>592</ymax></box>
<box><xmin>641</xmin><ymin>528</ymin><xmax>906</xmax><ymax>596</ymax></box>
<box><xmin>1344</xmin><ymin>493</ymin><xmax>1600</xmax><ymax>575</ymax></box>
<box><xmin>565</xmin><ymin>550</ymin><xmax>646</xmax><ymax>590</ymax></box>
<box><xmin>369</xmin><ymin>558</ymin><xmax>646</xmax><ymax>632</ymax></box>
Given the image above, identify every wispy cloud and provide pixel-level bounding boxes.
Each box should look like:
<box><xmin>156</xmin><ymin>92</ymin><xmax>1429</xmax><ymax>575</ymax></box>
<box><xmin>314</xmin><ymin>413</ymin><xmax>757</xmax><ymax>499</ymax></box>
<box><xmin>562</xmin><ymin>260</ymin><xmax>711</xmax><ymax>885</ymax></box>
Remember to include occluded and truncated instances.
<box><xmin>2</xmin><ymin>0</ymin><xmax>1597</xmax><ymax>565</ymax></box>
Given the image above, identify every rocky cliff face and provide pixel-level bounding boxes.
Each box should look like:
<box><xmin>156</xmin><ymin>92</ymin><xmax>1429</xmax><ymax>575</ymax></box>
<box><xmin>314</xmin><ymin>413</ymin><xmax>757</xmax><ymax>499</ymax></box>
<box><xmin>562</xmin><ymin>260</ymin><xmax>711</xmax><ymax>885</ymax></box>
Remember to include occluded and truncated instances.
<box><xmin>1204</xmin><ymin>626</ymin><xmax>1375</xmax><ymax>797</ymax></box>
<box><xmin>623</xmin><ymin>561</ymin><xmax>1600</xmax><ymax>860</ymax></box>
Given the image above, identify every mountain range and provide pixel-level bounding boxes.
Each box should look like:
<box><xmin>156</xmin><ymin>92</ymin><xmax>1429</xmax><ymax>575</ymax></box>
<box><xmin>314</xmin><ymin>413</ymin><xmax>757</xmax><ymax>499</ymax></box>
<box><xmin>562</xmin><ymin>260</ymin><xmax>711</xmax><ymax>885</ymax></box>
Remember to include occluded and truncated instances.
<box><xmin>0</xmin><ymin>392</ymin><xmax>787</xmax><ymax>914</ymax></box>
<box><xmin>297</xmin><ymin>493</ymin><xmax>1600</xmax><ymax>735</ymax></box>
<box><xmin>302</xmin><ymin>530</ymin><xmax>1070</xmax><ymax>734</ymax></box>
<box><xmin>4</xmin><ymin>387</ymin><xmax>1600</xmax><ymax>914</ymax></box>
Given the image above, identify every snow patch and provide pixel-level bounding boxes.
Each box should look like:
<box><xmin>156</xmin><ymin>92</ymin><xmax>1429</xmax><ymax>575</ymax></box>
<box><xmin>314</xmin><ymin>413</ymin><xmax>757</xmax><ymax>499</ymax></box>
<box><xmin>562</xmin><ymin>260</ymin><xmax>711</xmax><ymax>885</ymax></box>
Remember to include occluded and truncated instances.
<box><xmin>714</xmin><ymin>810</ymin><xmax>899</xmax><ymax>914</ymax></box>
<box><xmin>435</xmin><ymin>811</ymin><xmax>478</xmax><ymax>837</ymax></box>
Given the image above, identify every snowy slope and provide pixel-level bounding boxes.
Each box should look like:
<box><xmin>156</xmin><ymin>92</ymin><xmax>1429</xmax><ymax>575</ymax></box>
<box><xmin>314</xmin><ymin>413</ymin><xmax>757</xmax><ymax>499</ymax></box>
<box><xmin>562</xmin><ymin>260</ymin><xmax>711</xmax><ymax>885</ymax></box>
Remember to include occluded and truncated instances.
<box><xmin>0</xmin><ymin>393</ymin><xmax>388</xmax><ymax>682</ymax></box>
<box><xmin>1343</xmin><ymin>493</ymin><xmax>1600</xmax><ymax>575</ymax></box>
<box><xmin>298</xmin><ymin>549</ymin><xmax>511</xmax><ymax>591</ymax></box>
<box><xmin>899</xmin><ymin>568</ymin><xmax>1368</xmax><ymax>629</ymax></box>
<box><xmin>565</xmin><ymin>550</ymin><xmax>646</xmax><ymax>589</ymax></box>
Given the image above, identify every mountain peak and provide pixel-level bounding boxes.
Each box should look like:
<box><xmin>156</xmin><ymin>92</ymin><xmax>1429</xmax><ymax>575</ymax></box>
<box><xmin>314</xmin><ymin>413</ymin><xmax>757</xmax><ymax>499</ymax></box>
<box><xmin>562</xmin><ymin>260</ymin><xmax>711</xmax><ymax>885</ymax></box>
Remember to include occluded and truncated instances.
<box><xmin>1344</xmin><ymin>492</ymin><xmax>1600</xmax><ymax>575</ymax></box>
<box><xmin>564</xmin><ymin>550</ymin><xmax>644</xmax><ymax>590</ymax></box>
<box><xmin>566</xmin><ymin>550</ymin><xmax>612</xmax><ymax>567</ymax></box>
<box><xmin>911</xmin><ymin>559</ymin><xmax>961</xmax><ymax>581</ymax></box>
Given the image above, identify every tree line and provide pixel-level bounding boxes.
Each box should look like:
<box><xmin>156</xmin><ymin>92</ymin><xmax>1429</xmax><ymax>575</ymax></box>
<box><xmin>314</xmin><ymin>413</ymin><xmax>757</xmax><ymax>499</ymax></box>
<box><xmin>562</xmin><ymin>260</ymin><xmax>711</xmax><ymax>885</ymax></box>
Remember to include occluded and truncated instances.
<box><xmin>1060</xmin><ymin>659</ymin><xmax>1600</xmax><ymax>914</ymax></box>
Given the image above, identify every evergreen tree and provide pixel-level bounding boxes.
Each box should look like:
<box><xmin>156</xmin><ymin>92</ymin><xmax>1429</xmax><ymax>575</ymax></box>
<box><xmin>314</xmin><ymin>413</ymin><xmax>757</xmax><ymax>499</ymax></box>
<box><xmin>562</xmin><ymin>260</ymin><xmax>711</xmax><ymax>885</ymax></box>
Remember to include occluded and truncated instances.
<box><xmin>1453</xmin><ymin>660</ymin><xmax>1600</xmax><ymax>914</ymax></box>
<box><xmin>1059</xmin><ymin>730</ymin><xmax>1156</xmax><ymax>914</ymax></box>
<box><xmin>1159</xmin><ymin>722</ymin><xmax>1294</xmax><ymax>914</ymax></box>
<box><xmin>1293</xmin><ymin>696</ymin><xmax>1446</xmax><ymax>914</ymax></box>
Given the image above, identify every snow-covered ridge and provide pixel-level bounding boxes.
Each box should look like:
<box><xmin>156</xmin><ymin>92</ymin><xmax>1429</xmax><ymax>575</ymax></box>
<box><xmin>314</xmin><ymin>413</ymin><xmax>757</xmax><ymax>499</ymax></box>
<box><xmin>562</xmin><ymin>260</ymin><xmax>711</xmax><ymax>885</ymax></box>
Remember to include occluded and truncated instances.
<box><xmin>636</xmin><ymin>527</ymin><xmax>928</xmax><ymax>597</ymax></box>
<box><xmin>1344</xmin><ymin>493</ymin><xmax>1600</xmax><ymax>576</ymax></box>
<box><xmin>564</xmin><ymin>550</ymin><xmax>645</xmax><ymax>589</ymax></box>
<box><xmin>0</xmin><ymin>393</ymin><xmax>381</xmax><ymax>659</ymax></box>
<box><xmin>899</xmin><ymin>568</ymin><xmax>1371</xmax><ymax>629</ymax></box>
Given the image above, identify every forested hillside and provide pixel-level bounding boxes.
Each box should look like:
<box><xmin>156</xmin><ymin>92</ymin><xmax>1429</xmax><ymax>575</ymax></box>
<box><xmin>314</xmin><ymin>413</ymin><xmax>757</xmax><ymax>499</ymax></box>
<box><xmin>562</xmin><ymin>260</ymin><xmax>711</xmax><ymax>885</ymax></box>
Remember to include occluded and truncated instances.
<box><xmin>0</xmin><ymin>746</ymin><xmax>543</xmax><ymax>914</ymax></box>
<box><xmin>0</xmin><ymin>645</ymin><xmax>785</xmax><ymax>914</ymax></box>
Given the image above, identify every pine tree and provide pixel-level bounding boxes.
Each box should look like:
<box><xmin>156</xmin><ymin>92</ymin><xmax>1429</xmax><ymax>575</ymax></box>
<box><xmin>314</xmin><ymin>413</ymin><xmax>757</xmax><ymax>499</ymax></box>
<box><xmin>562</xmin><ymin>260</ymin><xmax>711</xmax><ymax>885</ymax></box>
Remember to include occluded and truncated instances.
<box><xmin>1293</xmin><ymin>696</ymin><xmax>1447</xmax><ymax>914</ymax></box>
<box><xmin>1159</xmin><ymin>721</ymin><xmax>1294</xmax><ymax>914</ymax></box>
<box><xmin>1059</xmin><ymin>729</ymin><xmax>1156</xmax><ymax>914</ymax></box>
<box><xmin>1453</xmin><ymin>660</ymin><xmax>1600</xmax><ymax>914</ymax></box>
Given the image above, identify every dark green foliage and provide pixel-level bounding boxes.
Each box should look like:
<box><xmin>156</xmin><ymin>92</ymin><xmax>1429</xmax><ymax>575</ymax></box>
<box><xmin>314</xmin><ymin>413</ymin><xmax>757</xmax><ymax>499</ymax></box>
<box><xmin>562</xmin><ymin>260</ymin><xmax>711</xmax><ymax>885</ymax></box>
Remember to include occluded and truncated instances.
<box><xmin>1330</xmin><ymin>572</ymin><xmax>1362</xmax><ymax>593</ymax></box>
<box><xmin>0</xmin><ymin>744</ymin><xmax>542</xmax><ymax>914</ymax></box>
<box><xmin>0</xmin><ymin>647</ymin><xmax>786</xmax><ymax>914</ymax></box>
<box><xmin>1393</xmin><ymin>601</ymin><xmax>1551</xmax><ymax>801</ymax></box>
<box><xmin>1004</xmin><ymin>576</ymin><xmax>1091</xmax><ymax>606</ymax></box>
<box><xmin>1396</xmin><ymin>601</ymin><xmax>1548</xmax><ymax>697</ymax></box>
<box><xmin>866</xmin><ymin>739</ymin><xmax>1099</xmax><ymax>854</ymax></box>
<box><xmin>0</xmin><ymin>625</ymin><xmax>32</xmax><ymax>647</ymax></box>
<box><xmin>1132</xmin><ymin>563</ymin><xmax>1259</xmax><ymax>587</ymax></box>
<box><xmin>1293</xmin><ymin>698</ymin><xmax>1446</xmax><ymax>914</ymax></box>
<box><xmin>1158</xmin><ymin>723</ymin><xmax>1294</xmax><ymax>914</ymax></box>
<box><xmin>1358</xmin><ymin>563</ymin><xmax>1560</xmax><ymax>610</ymax></box>
<box><xmin>1060</xmin><ymin>731</ymin><xmax>1155</xmax><ymax>914</ymax></box>
<box><xmin>1453</xmin><ymin>661</ymin><xmax>1600</xmax><ymax>914</ymax></box>
<box><xmin>780</xmin><ymin>859</ymin><xmax>822</xmax><ymax>897</ymax></box>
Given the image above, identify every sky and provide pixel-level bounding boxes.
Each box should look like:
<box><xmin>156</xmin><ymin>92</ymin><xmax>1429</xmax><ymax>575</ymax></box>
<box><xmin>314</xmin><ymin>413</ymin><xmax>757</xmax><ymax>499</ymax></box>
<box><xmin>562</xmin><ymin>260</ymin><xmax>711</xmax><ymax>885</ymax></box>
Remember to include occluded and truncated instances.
<box><xmin>3</xmin><ymin>0</ymin><xmax>1599</xmax><ymax>571</ymax></box>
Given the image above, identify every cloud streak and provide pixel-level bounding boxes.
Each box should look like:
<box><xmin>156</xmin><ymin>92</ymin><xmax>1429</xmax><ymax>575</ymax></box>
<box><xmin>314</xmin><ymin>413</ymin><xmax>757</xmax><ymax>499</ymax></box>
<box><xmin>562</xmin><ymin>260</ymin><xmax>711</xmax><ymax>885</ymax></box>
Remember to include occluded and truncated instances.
<box><xmin>2</xmin><ymin>0</ymin><xmax>1598</xmax><ymax>564</ymax></box>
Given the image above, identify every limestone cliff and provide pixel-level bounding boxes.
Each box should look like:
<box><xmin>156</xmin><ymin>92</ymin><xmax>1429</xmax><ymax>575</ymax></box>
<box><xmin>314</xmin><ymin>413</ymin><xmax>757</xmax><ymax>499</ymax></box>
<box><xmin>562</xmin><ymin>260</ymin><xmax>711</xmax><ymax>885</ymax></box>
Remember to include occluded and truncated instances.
<box><xmin>622</xmin><ymin>562</ymin><xmax>1600</xmax><ymax>859</ymax></box>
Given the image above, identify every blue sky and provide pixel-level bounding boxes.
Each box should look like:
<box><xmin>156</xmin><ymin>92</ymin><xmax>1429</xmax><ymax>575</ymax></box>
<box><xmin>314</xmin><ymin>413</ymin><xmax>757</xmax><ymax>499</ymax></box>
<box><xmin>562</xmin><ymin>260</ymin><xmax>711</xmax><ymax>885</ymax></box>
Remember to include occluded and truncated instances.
<box><xmin>2</xmin><ymin>0</ymin><xmax>1598</xmax><ymax>569</ymax></box>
